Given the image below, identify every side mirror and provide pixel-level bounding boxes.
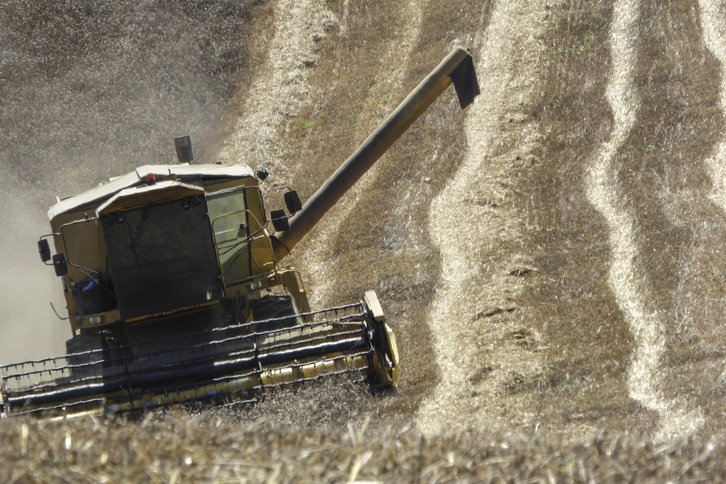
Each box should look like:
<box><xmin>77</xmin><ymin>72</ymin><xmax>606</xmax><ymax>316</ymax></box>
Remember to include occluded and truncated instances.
<box><xmin>256</xmin><ymin>168</ymin><xmax>269</xmax><ymax>181</ymax></box>
<box><xmin>271</xmin><ymin>210</ymin><xmax>290</xmax><ymax>231</ymax></box>
<box><xmin>38</xmin><ymin>239</ymin><xmax>51</xmax><ymax>262</ymax></box>
<box><xmin>53</xmin><ymin>253</ymin><xmax>68</xmax><ymax>277</ymax></box>
<box><xmin>284</xmin><ymin>191</ymin><xmax>302</xmax><ymax>215</ymax></box>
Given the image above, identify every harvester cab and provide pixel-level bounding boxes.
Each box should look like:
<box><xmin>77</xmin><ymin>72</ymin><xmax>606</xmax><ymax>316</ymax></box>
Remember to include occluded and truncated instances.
<box><xmin>0</xmin><ymin>47</ymin><xmax>479</xmax><ymax>418</ymax></box>
<box><xmin>40</xmin><ymin>161</ymin><xmax>309</xmax><ymax>343</ymax></box>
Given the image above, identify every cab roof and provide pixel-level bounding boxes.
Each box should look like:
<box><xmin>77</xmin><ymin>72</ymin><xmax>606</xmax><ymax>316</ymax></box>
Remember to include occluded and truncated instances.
<box><xmin>49</xmin><ymin>164</ymin><xmax>255</xmax><ymax>220</ymax></box>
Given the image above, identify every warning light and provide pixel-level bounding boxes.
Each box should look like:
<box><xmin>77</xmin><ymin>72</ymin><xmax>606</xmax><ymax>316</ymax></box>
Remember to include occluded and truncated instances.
<box><xmin>146</xmin><ymin>173</ymin><xmax>156</xmax><ymax>185</ymax></box>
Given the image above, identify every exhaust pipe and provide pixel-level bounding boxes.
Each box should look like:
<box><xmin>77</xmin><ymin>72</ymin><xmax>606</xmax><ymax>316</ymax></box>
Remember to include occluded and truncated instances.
<box><xmin>174</xmin><ymin>135</ymin><xmax>193</xmax><ymax>163</ymax></box>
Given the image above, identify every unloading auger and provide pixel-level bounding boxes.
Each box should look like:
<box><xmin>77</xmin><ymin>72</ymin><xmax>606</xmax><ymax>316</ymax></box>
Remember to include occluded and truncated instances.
<box><xmin>0</xmin><ymin>47</ymin><xmax>479</xmax><ymax>418</ymax></box>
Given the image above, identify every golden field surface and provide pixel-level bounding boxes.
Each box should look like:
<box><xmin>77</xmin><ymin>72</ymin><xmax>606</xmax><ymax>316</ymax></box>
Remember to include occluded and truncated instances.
<box><xmin>2</xmin><ymin>0</ymin><xmax>726</xmax><ymax>481</ymax></box>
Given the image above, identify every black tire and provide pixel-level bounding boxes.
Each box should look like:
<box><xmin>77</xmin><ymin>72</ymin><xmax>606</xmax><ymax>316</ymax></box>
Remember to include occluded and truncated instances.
<box><xmin>65</xmin><ymin>332</ymin><xmax>106</xmax><ymax>380</ymax></box>
<box><xmin>252</xmin><ymin>295</ymin><xmax>297</xmax><ymax>333</ymax></box>
<box><xmin>65</xmin><ymin>331</ymin><xmax>123</xmax><ymax>380</ymax></box>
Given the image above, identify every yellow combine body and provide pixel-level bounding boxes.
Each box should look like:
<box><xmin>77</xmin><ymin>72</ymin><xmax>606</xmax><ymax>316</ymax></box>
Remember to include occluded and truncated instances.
<box><xmin>0</xmin><ymin>48</ymin><xmax>475</xmax><ymax>418</ymax></box>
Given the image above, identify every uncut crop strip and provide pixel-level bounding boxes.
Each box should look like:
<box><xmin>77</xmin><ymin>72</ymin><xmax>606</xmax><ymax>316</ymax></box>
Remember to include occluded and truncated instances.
<box><xmin>584</xmin><ymin>0</ymin><xmax>703</xmax><ymax>439</ymax></box>
<box><xmin>417</xmin><ymin>0</ymin><xmax>548</xmax><ymax>435</ymax></box>
<box><xmin>698</xmin><ymin>0</ymin><xmax>726</xmax><ymax>212</ymax></box>
<box><xmin>218</xmin><ymin>0</ymin><xmax>335</xmax><ymax>172</ymax></box>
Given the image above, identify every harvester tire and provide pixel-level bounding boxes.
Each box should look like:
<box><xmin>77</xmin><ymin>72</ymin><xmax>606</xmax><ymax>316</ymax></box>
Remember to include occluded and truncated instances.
<box><xmin>252</xmin><ymin>295</ymin><xmax>297</xmax><ymax>333</ymax></box>
<box><xmin>65</xmin><ymin>332</ymin><xmax>107</xmax><ymax>380</ymax></box>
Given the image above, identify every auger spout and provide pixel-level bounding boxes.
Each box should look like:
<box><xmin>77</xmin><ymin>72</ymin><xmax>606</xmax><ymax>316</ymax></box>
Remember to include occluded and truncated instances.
<box><xmin>271</xmin><ymin>47</ymin><xmax>479</xmax><ymax>260</ymax></box>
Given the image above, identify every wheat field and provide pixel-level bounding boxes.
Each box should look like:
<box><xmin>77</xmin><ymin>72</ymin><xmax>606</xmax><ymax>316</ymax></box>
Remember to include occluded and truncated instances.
<box><xmin>2</xmin><ymin>0</ymin><xmax>726</xmax><ymax>481</ymax></box>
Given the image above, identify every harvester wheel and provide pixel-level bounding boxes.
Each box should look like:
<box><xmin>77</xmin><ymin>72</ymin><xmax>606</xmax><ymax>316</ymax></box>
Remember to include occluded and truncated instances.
<box><xmin>252</xmin><ymin>294</ymin><xmax>298</xmax><ymax>332</ymax></box>
<box><xmin>65</xmin><ymin>332</ymin><xmax>107</xmax><ymax>380</ymax></box>
<box><xmin>65</xmin><ymin>331</ymin><xmax>123</xmax><ymax>381</ymax></box>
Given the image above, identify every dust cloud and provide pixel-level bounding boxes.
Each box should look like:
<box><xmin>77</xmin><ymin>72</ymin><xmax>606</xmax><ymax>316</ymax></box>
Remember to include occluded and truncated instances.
<box><xmin>0</xmin><ymin>185</ymin><xmax>67</xmax><ymax>362</ymax></box>
<box><xmin>0</xmin><ymin>1</ymin><xmax>256</xmax><ymax>362</ymax></box>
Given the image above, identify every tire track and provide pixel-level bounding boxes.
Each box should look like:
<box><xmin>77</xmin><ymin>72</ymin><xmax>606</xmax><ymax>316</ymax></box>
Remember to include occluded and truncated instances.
<box><xmin>416</xmin><ymin>0</ymin><xmax>549</xmax><ymax>435</ymax></box>
<box><xmin>585</xmin><ymin>0</ymin><xmax>703</xmax><ymax>440</ymax></box>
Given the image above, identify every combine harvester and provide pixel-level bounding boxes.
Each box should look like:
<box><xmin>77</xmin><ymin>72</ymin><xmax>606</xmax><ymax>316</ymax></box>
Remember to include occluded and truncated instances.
<box><xmin>0</xmin><ymin>48</ymin><xmax>479</xmax><ymax>418</ymax></box>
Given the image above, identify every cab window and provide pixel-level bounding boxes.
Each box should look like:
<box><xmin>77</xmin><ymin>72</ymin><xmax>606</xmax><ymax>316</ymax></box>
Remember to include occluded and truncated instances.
<box><xmin>207</xmin><ymin>189</ymin><xmax>251</xmax><ymax>285</ymax></box>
